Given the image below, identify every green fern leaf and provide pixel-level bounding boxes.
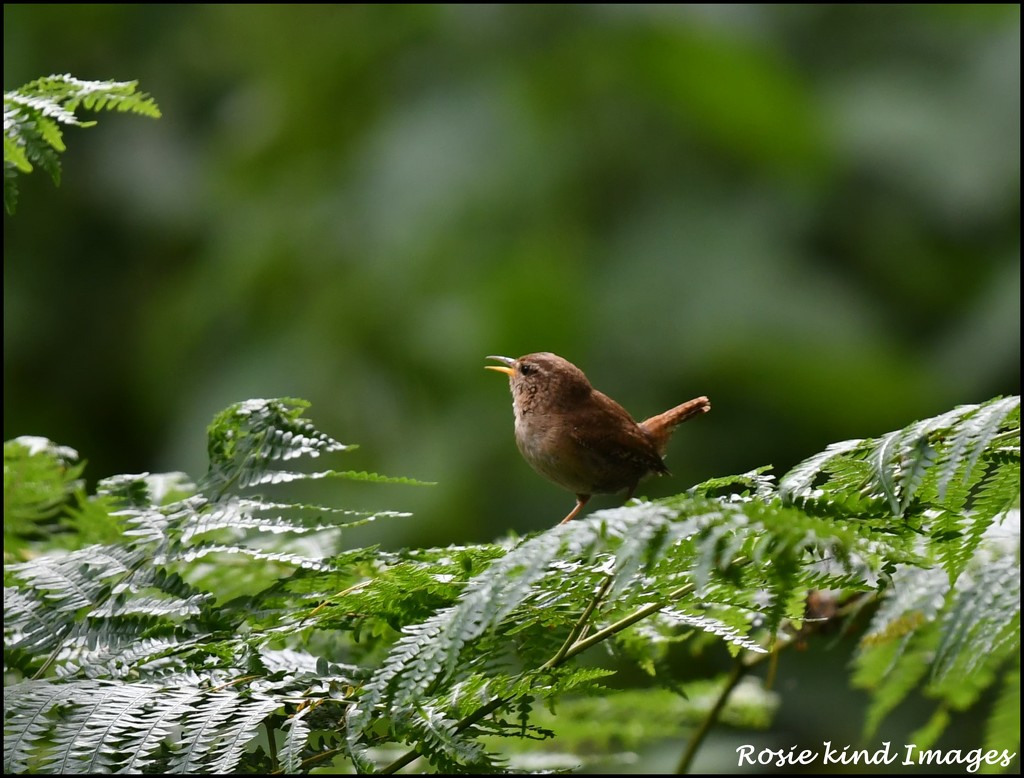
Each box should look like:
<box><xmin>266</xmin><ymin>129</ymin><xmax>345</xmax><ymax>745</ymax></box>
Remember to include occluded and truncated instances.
<box><xmin>203</xmin><ymin>398</ymin><xmax>349</xmax><ymax>494</ymax></box>
<box><xmin>932</xmin><ymin>555</ymin><xmax>1020</xmax><ymax>683</ymax></box>
<box><xmin>4</xmin><ymin>134</ymin><xmax>33</xmax><ymax>173</ymax></box>
<box><xmin>659</xmin><ymin>607</ymin><xmax>768</xmax><ymax>654</ymax></box>
<box><xmin>174</xmin><ymin>542</ymin><xmax>332</xmax><ymax>570</ymax></box>
<box><xmin>346</xmin><ymin>525</ymin><xmax>595</xmax><ymax>767</ymax></box>
<box><xmin>280</xmin><ymin>709</ymin><xmax>311</xmax><ymax>773</ymax></box>
<box><xmin>4</xmin><ymin>436</ymin><xmax>86</xmax><ymax>556</ymax></box>
<box><xmin>858</xmin><ymin>631</ymin><xmax>936</xmax><ymax>738</ymax></box>
<box><xmin>6</xmin><ymin>544</ymin><xmax>143</xmax><ymax>615</ymax></box>
<box><xmin>404</xmin><ymin>703</ymin><xmax>501</xmax><ymax>773</ymax></box>
<box><xmin>164</xmin><ymin>688</ymin><xmax>278</xmax><ymax>774</ymax></box>
<box><xmin>4</xmin><ymin>164</ymin><xmax>20</xmax><ymax>213</ymax></box>
<box><xmin>322</xmin><ymin>469</ymin><xmax>437</xmax><ymax>486</ymax></box>
<box><xmin>4</xmin><ymin>74</ymin><xmax>160</xmax><ymax>214</ymax></box>
<box><xmin>779</xmin><ymin>438</ymin><xmax>863</xmax><ymax>504</ymax></box>
<box><xmin>869</xmin><ymin>429</ymin><xmax>906</xmax><ymax>516</ymax></box>
<box><xmin>16</xmin><ymin>680</ymin><xmax>161</xmax><ymax>774</ymax></box>
<box><xmin>935</xmin><ymin>397</ymin><xmax>1019</xmax><ymax>503</ymax></box>
<box><xmin>3</xmin><ymin>680</ymin><xmax>74</xmax><ymax>773</ymax></box>
<box><xmin>689</xmin><ymin>467</ymin><xmax>777</xmax><ymax>500</ymax></box>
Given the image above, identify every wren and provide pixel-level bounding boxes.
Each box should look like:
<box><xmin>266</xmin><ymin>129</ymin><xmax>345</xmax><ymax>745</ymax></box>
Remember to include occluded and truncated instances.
<box><xmin>486</xmin><ymin>352</ymin><xmax>710</xmax><ymax>524</ymax></box>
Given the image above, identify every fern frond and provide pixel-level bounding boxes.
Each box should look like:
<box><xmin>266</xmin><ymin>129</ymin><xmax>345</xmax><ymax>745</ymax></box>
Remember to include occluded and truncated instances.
<box><xmin>347</xmin><ymin>486</ymin><xmax>893</xmax><ymax>770</ymax></box>
<box><xmin>242</xmin><ymin>468</ymin><xmax>435</xmax><ymax>487</ymax></box>
<box><xmin>688</xmin><ymin>467</ymin><xmax>777</xmax><ymax>500</ymax></box>
<box><xmin>857</xmin><ymin>626</ymin><xmax>936</xmax><ymax>738</ymax></box>
<box><xmin>4</xmin><ymin>74</ymin><xmax>160</xmax><ymax>213</ymax></box>
<box><xmin>935</xmin><ymin>396</ymin><xmax>1019</xmax><ymax>503</ymax></box>
<box><xmin>2</xmin><ymin>397</ymin><xmax>432</xmax><ymax>773</ymax></box>
<box><xmin>402</xmin><ymin>704</ymin><xmax>502</xmax><ymax>774</ymax></box>
<box><xmin>117</xmin><ymin>686</ymin><xmax>207</xmax><ymax>773</ymax></box>
<box><xmin>509</xmin><ymin>680</ymin><xmax>777</xmax><ymax>758</ymax></box>
<box><xmin>78</xmin><ymin>635</ymin><xmax>203</xmax><ymax>681</ymax></box>
<box><xmin>379</xmin><ymin>529</ymin><xmax>576</xmax><ymax>701</ymax></box>
<box><xmin>4</xmin><ymin>437</ymin><xmax>94</xmax><ymax>558</ymax></box>
<box><xmin>188</xmin><ymin>401</ymin><xmax>430</xmax><ymax>579</ymax></box>
<box><xmin>658</xmin><ymin>607</ymin><xmax>768</xmax><ymax>655</ymax></box>
<box><xmin>6</xmin><ymin>544</ymin><xmax>144</xmax><ymax>616</ymax></box>
<box><xmin>203</xmin><ymin>398</ymin><xmax>350</xmax><ymax>494</ymax></box>
<box><xmin>171</xmin><ymin>543</ymin><xmax>332</xmax><ymax>570</ymax></box>
<box><xmin>4</xmin><ymin>132</ymin><xmax>33</xmax><ymax>173</ymax></box>
<box><xmin>5</xmin><ymin>395</ymin><xmax>1018</xmax><ymax>773</ymax></box>
<box><xmin>4</xmin><ymin>588</ymin><xmax>66</xmax><ymax>661</ymax></box>
<box><xmin>606</xmin><ymin>504</ymin><xmax>677</xmax><ymax>598</ymax></box>
<box><xmin>175</xmin><ymin>693</ymin><xmax>281</xmax><ymax>775</ymax></box>
<box><xmin>4</xmin><ymin>679</ymin><xmax>279</xmax><ymax>775</ymax></box>
<box><xmin>861</xmin><ymin>404</ymin><xmax>973</xmax><ymax>517</ymax></box>
<box><xmin>4</xmin><ymin>679</ymin><xmax>161</xmax><ymax>774</ymax></box>
<box><xmin>280</xmin><ymin>709</ymin><xmax>311</xmax><ymax>773</ymax></box>
<box><xmin>4</xmin><ymin>437</ymin><xmax>82</xmax><ymax>516</ymax></box>
<box><xmin>3</xmin><ymin>680</ymin><xmax>74</xmax><ymax>773</ymax></box>
<box><xmin>778</xmin><ymin>438</ymin><xmax>864</xmax><ymax>504</ymax></box>
<box><xmin>346</xmin><ymin>524</ymin><xmax>602</xmax><ymax>768</ymax></box>
<box><xmin>4</xmin><ymin>163</ymin><xmax>20</xmax><ymax>213</ymax></box>
<box><xmin>854</xmin><ymin>505</ymin><xmax>1019</xmax><ymax>746</ymax></box>
<box><xmin>859</xmin><ymin>564</ymin><xmax>947</xmax><ymax>654</ymax></box>
<box><xmin>19</xmin><ymin>75</ymin><xmax>160</xmax><ymax>118</ymax></box>
<box><xmin>931</xmin><ymin>555</ymin><xmax>1020</xmax><ymax>683</ymax></box>
<box><xmin>178</xmin><ymin>498</ymin><xmax>409</xmax><ymax>543</ymax></box>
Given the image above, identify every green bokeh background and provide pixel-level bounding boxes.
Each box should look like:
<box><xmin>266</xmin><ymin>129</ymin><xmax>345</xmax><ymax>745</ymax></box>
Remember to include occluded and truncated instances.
<box><xmin>4</xmin><ymin>5</ymin><xmax>1019</xmax><ymax>772</ymax></box>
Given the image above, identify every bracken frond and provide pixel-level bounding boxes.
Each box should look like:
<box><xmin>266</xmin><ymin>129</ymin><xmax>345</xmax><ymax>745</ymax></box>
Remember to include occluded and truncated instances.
<box><xmin>4</xmin><ymin>395</ymin><xmax>1018</xmax><ymax>774</ymax></box>
<box><xmin>3</xmin><ymin>74</ymin><xmax>160</xmax><ymax>213</ymax></box>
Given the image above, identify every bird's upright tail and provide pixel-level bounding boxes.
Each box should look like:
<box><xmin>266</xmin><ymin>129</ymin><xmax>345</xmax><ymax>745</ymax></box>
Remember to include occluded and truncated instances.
<box><xmin>640</xmin><ymin>396</ymin><xmax>711</xmax><ymax>454</ymax></box>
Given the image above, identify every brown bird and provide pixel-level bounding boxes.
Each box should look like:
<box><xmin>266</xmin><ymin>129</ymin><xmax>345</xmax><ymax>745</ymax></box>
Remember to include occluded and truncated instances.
<box><xmin>486</xmin><ymin>352</ymin><xmax>710</xmax><ymax>524</ymax></box>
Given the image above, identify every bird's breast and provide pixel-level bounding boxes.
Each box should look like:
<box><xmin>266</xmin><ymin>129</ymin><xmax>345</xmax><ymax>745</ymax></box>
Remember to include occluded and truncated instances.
<box><xmin>512</xmin><ymin>408</ymin><xmax>655</xmax><ymax>495</ymax></box>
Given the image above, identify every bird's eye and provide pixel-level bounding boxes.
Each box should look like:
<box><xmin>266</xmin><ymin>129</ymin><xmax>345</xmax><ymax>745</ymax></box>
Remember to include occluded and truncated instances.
<box><xmin>519</xmin><ymin>363</ymin><xmax>536</xmax><ymax>376</ymax></box>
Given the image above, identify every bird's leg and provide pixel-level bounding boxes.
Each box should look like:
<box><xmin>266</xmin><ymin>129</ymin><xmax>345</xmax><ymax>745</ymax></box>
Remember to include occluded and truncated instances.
<box><xmin>559</xmin><ymin>494</ymin><xmax>591</xmax><ymax>524</ymax></box>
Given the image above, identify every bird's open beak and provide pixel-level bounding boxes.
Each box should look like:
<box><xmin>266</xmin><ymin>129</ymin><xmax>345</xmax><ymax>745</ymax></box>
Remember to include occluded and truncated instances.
<box><xmin>485</xmin><ymin>355</ymin><xmax>515</xmax><ymax>376</ymax></box>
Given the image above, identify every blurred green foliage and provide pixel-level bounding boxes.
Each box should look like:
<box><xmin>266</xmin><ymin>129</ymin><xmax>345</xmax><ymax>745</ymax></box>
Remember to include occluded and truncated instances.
<box><xmin>2</xmin><ymin>10</ymin><xmax>1019</xmax><ymax>768</ymax></box>
<box><xmin>4</xmin><ymin>6</ymin><xmax>1019</xmax><ymax>548</ymax></box>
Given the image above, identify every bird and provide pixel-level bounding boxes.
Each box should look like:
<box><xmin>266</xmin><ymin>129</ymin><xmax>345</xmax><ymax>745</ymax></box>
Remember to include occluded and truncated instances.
<box><xmin>486</xmin><ymin>352</ymin><xmax>710</xmax><ymax>524</ymax></box>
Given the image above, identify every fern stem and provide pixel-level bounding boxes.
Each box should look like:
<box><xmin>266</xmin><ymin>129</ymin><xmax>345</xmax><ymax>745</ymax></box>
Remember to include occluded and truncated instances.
<box><xmin>546</xmin><ymin>574</ymin><xmax>614</xmax><ymax>667</ymax></box>
<box><xmin>675</xmin><ymin>657</ymin><xmax>750</xmax><ymax>774</ymax></box>
<box><xmin>673</xmin><ymin>590</ymin><xmax>846</xmax><ymax>774</ymax></box>
<box><xmin>265</xmin><ymin>718</ymin><xmax>279</xmax><ymax>769</ymax></box>
<box><xmin>565</xmin><ymin>556</ymin><xmax>749</xmax><ymax>661</ymax></box>
<box><xmin>564</xmin><ymin>582</ymin><xmax>694</xmax><ymax>660</ymax></box>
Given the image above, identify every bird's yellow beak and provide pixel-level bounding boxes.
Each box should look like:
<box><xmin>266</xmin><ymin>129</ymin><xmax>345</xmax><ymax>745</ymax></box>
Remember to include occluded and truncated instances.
<box><xmin>485</xmin><ymin>355</ymin><xmax>515</xmax><ymax>376</ymax></box>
